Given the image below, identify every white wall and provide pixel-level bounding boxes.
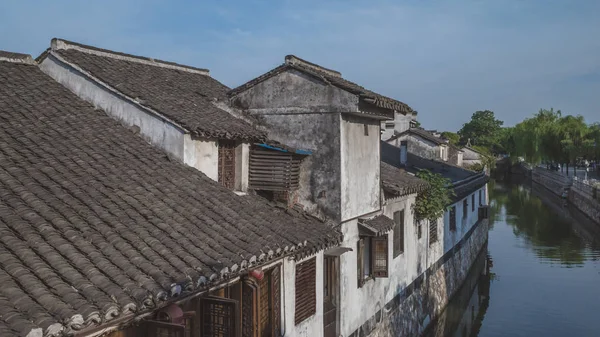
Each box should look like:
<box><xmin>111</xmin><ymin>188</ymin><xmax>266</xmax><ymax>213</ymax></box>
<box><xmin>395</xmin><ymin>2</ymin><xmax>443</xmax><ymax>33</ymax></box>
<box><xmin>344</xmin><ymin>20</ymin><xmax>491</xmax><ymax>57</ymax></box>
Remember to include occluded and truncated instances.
<box><xmin>40</xmin><ymin>55</ymin><xmax>187</xmax><ymax>160</ymax></box>
<box><xmin>387</xmin><ymin>134</ymin><xmax>440</xmax><ymax>161</ymax></box>
<box><xmin>282</xmin><ymin>253</ymin><xmax>324</xmax><ymax>337</ymax></box>
<box><xmin>183</xmin><ymin>136</ymin><xmax>219</xmax><ymax>181</ymax></box>
<box><xmin>337</xmin><ymin>194</ymin><xmax>420</xmax><ymax>336</ymax></box>
<box><xmin>340</xmin><ymin>116</ymin><xmax>381</xmax><ymax>221</ymax></box>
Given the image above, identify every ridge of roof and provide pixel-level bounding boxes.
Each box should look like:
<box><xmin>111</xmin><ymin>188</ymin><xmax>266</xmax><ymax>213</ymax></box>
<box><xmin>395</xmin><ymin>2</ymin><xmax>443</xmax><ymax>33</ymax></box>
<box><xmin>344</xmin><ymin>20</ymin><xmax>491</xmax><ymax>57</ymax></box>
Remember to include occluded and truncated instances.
<box><xmin>0</xmin><ymin>50</ymin><xmax>36</xmax><ymax>65</ymax></box>
<box><xmin>51</xmin><ymin>38</ymin><xmax>210</xmax><ymax>76</ymax></box>
<box><xmin>229</xmin><ymin>56</ymin><xmax>414</xmax><ymax>114</ymax></box>
<box><xmin>389</xmin><ymin>128</ymin><xmax>446</xmax><ymax>145</ymax></box>
<box><xmin>285</xmin><ymin>55</ymin><xmax>342</xmax><ymax>78</ymax></box>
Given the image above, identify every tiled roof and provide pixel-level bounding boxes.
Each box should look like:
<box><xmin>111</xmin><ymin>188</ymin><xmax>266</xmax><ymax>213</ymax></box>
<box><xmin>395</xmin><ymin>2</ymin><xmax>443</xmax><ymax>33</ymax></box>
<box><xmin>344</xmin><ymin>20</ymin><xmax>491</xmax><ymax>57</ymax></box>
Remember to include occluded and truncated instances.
<box><xmin>388</xmin><ymin>128</ymin><xmax>447</xmax><ymax>145</ymax></box>
<box><xmin>44</xmin><ymin>38</ymin><xmax>265</xmax><ymax>141</ymax></box>
<box><xmin>229</xmin><ymin>55</ymin><xmax>414</xmax><ymax>115</ymax></box>
<box><xmin>381</xmin><ymin>162</ymin><xmax>429</xmax><ymax>198</ymax></box>
<box><xmin>0</xmin><ymin>57</ymin><xmax>340</xmax><ymax>337</ymax></box>
<box><xmin>358</xmin><ymin>215</ymin><xmax>395</xmax><ymax>236</ymax></box>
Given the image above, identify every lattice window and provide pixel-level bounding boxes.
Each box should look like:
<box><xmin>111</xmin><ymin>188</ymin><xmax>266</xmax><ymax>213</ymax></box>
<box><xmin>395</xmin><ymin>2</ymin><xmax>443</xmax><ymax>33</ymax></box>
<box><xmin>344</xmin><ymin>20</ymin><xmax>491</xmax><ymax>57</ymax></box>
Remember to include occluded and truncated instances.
<box><xmin>271</xmin><ymin>268</ymin><xmax>281</xmax><ymax>336</ymax></box>
<box><xmin>429</xmin><ymin>220</ymin><xmax>438</xmax><ymax>245</ymax></box>
<box><xmin>358</xmin><ymin>235</ymin><xmax>388</xmax><ymax>287</ymax></box>
<box><xmin>242</xmin><ymin>281</ymin><xmax>258</xmax><ymax>337</ymax></box>
<box><xmin>393</xmin><ymin>210</ymin><xmax>404</xmax><ymax>258</ymax></box>
<box><xmin>218</xmin><ymin>141</ymin><xmax>236</xmax><ymax>189</ymax></box>
<box><xmin>201</xmin><ymin>297</ymin><xmax>238</xmax><ymax>337</ymax></box>
<box><xmin>372</xmin><ymin>237</ymin><xmax>389</xmax><ymax>277</ymax></box>
<box><xmin>450</xmin><ymin>206</ymin><xmax>457</xmax><ymax>231</ymax></box>
<box><xmin>295</xmin><ymin>258</ymin><xmax>316</xmax><ymax>325</ymax></box>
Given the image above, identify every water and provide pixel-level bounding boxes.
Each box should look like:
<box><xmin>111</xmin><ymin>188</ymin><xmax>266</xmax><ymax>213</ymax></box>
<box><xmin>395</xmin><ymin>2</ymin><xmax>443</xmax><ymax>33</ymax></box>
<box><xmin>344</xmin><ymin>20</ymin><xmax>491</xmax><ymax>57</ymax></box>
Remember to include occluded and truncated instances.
<box><xmin>426</xmin><ymin>179</ymin><xmax>600</xmax><ymax>337</ymax></box>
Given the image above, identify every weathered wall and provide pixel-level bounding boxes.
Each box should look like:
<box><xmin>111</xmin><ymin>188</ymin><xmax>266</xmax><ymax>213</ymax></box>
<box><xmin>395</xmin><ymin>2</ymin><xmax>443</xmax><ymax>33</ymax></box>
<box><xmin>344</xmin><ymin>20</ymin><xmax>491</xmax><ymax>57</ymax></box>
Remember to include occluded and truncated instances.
<box><xmin>340</xmin><ymin>115</ymin><xmax>381</xmax><ymax>221</ymax></box>
<box><xmin>282</xmin><ymin>253</ymin><xmax>324</xmax><ymax>337</ymax></box>
<box><xmin>40</xmin><ymin>55</ymin><xmax>187</xmax><ymax>160</ymax></box>
<box><xmin>235</xmin><ymin>143</ymin><xmax>250</xmax><ymax>192</ymax></box>
<box><xmin>232</xmin><ymin>70</ymin><xmax>359</xmax><ymax>221</ymax></box>
<box><xmin>380</xmin><ymin>112</ymin><xmax>413</xmax><ymax>141</ymax></box>
<box><xmin>349</xmin><ymin>217</ymin><xmax>489</xmax><ymax>337</ymax></box>
<box><xmin>183</xmin><ymin>136</ymin><xmax>219</xmax><ymax>181</ymax></box>
<box><xmin>387</xmin><ymin>134</ymin><xmax>439</xmax><ymax>161</ymax></box>
<box><xmin>337</xmin><ymin>194</ymin><xmax>418</xmax><ymax>337</ymax></box>
<box><xmin>341</xmin><ymin>184</ymin><xmax>488</xmax><ymax>337</ymax></box>
<box><xmin>448</xmin><ymin>147</ymin><xmax>463</xmax><ymax>167</ymax></box>
<box><xmin>531</xmin><ymin>168</ymin><xmax>572</xmax><ymax>197</ymax></box>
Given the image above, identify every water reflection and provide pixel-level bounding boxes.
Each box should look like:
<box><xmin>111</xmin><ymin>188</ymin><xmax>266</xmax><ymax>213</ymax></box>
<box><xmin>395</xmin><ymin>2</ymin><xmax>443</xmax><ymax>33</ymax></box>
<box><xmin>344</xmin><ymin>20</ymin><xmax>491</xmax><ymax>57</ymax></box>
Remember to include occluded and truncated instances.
<box><xmin>422</xmin><ymin>179</ymin><xmax>600</xmax><ymax>337</ymax></box>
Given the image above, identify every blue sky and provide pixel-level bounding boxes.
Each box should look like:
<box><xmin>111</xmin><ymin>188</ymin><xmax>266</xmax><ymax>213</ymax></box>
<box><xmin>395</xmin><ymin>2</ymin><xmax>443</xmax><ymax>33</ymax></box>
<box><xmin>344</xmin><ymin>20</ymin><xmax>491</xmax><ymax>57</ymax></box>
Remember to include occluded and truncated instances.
<box><xmin>1</xmin><ymin>0</ymin><xmax>599</xmax><ymax>131</ymax></box>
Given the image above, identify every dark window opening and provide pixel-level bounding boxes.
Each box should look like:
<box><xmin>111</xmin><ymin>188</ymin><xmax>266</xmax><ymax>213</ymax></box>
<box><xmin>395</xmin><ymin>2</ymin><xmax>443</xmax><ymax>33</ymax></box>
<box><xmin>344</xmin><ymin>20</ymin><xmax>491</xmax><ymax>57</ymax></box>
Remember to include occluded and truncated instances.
<box><xmin>429</xmin><ymin>220</ymin><xmax>438</xmax><ymax>245</ymax></box>
<box><xmin>295</xmin><ymin>258</ymin><xmax>316</xmax><ymax>325</ymax></box>
<box><xmin>463</xmin><ymin>199</ymin><xmax>468</xmax><ymax>219</ymax></box>
<box><xmin>472</xmin><ymin>194</ymin><xmax>475</xmax><ymax>212</ymax></box>
<box><xmin>450</xmin><ymin>206</ymin><xmax>457</xmax><ymax>231</ymax></box>
<box><xmin>364</xmin><ymin>124</ymin><xmax>369</xmax><ymax>136</ymax></box>
<box><xmin>393</xmin><ymin>210</ymin><xmax>405</xmax><ymax>257</ymax></box>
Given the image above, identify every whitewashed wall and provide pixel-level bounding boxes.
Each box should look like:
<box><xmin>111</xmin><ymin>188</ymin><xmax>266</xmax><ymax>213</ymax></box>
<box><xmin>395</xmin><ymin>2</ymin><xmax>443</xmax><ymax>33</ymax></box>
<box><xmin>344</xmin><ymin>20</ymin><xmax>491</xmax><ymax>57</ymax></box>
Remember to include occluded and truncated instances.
<box><xmin>387</xmin><ymin>134</ymin><xmax>440</xmax><ymax>161</ymax></box>
<box><xmin>340</xmin><ymin>116</ymin><xmax>381</xmax><ymax>221</ymax></box>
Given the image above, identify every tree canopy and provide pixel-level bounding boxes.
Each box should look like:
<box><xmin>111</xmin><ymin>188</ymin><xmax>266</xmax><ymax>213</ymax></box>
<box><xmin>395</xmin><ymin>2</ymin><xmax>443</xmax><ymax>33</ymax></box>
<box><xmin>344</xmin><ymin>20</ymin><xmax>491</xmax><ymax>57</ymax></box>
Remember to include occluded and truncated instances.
<box><xmin>441</xmin><ymin>131</ymin><xmax>460</xmax><ymax>145</ymax></box>
<box><xmin>413</xmin><ymin>170</ymin><xmax>455</xmax><ymax>222</ymax></box>
<box><xmin>458</xmin><ymin>110</ymin><xmax>504</xmax><ymax>150</ymax></box>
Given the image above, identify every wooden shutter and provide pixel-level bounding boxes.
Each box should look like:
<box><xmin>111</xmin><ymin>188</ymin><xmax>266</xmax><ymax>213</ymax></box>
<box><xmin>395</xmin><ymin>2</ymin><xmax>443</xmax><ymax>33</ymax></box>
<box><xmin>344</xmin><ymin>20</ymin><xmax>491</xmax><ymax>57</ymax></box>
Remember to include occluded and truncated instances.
<box><xmin>242</xmin><ymin>280</ymin><xmax>259</xmax><ymax>337</ymax></box>
<box><xmin>393</xmin><ymin>211</ymin><xmax>404</xmax><ymax>258</ymax></box>
<box><xmin>271</xmin><ymin>267</ymin><xmax>281</xmax><ymax>337</ymax></box>
<box><xmin>249</xmin><ymin>147</ymin><xmax>302</xmax><ymax>191</ymax></box>
<box><xmin>372</xmin><ymin>236</ymin><xmax>388</xmax><ymax>277</ymax></box>
<box><xmin>218</xmin><ymin>141</ymin><xmax>236</xmax><ymax>189</ymax></box>
<box><xmin>295</xmin><ymin>258</ymin><xmax>316</xmax><ymax>325</ymax></box>
<box><xmin>259</xmin><ymin>274</ymin><xmax>271</xmax><ymax>337</ymax></box>
<box><xmin>357</xmin><ymin>238</ymin><xmax>365</xmax><ymax>287</ymax></box>
<box><xmin>200</xmin><ymin>297</ymin><xmax>239</xmax><ymax>337</ymax></box>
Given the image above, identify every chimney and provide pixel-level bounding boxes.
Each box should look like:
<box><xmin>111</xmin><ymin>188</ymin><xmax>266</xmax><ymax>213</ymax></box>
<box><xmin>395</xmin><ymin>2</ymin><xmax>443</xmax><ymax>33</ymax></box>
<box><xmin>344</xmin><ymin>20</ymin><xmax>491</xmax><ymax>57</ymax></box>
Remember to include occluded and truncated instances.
<box><xmin>400</xmin><ymin>141</ymin><xmax>408</xmax><ymax>165</ymax></box>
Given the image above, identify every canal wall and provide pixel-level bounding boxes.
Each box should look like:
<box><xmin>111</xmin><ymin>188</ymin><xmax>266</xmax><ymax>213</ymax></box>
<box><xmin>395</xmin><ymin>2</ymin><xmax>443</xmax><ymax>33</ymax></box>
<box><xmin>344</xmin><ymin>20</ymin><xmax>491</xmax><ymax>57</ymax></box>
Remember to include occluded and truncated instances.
<box><xmin>532</xmin><ymin>168</ymin><xmax>600</xmax><ymax>225</ymax></box>
<box><xmin>349</xmin><ymin>218</ymin><xmax>489</xmax><ymax>337</ymax></box>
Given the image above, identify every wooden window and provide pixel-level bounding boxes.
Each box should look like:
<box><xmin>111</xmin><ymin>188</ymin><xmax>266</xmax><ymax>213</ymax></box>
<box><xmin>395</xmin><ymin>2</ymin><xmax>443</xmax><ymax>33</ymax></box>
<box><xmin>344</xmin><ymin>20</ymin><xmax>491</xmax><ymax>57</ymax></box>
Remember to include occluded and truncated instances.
<box><xmin>295</xmin><ymin>258</ymin><xmax>316</xmax><ymax>325</ymax></box>
<box><xmin>479</xmin><ymin>190</ymin><xmax>483</xmax><ymax>206</ymax></box>
<box><xmin>372</xmin><ymin>237</ymin><xmax>389</xmax><ymax>277</ymax></box>
<box><xmin>429</xmin><ymin>220</ymin><xmax>438</xmax><ymax>245</ymax></box>
<box><xmin>450</xmin><ymin>206</ymin><xmax>457</xmax><ymax>231</ymax></box>
<box><xmin>357</xmin><ymin>235</ymin><xmax>389</xmax><ymax>287</ymax></box>
<box><xmin>472</xmin><ymin>194</ymin><xmax>475</xmax><ymax>212</ymax></box>
<box><xmin>200</xmin><ymin>297</ymin><xmax>238</xmax><ymax>337</ymax></box>
<box><xmin>218</xmin><ymin>140</ymin><xmax>236</xmax><ymax>189</ymax></box>
<box><xmin>393</xmin><ymin>210</ymin><xmax>405</xmax><ymax>258</ymax></box>
<box><xmin>147</xmin><ymin>321</ymin><xmax>185</xmax><ymax>337</ymax></box>
<box><xmin>463</xmin><ymin>199</ymin><xmax>468</xmax><ymax>219</ymax></box>
<box><xmin>364</xmin><ymin>124</ymin><xmax>369</xmax><ymax>136</ymax></box>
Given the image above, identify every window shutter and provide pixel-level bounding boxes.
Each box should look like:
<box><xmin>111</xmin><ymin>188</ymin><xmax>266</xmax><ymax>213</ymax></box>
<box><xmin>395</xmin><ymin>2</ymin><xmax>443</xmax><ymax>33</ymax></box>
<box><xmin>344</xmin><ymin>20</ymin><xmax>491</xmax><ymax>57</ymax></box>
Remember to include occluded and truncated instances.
<box><xmin>218</xmin><ymin>141</ymin><xmax>236</xmax><ymax>189</ymax></box>
<box><xmin>393</xmin><ymin>210</ymin><xmax>404</xmax><ymax>258</ymax></box>
<box><xmin>295</xmin><ymin>258</ymin><xmax>316</xmax><ymax>325</ymax></box>
<box><xmin>200</xmin><ymin>297</ymin><xmax>239</xmax><ymax>337</ymax></box>
<box><xmin>472</xmin><ymin>194</ymin><xmax>475</xmax><ymax>212</ymax></box>
<box><xmin>450</xmin><ymin>206</ymin><xmax>457</xmax><ymax>231</ymax></box>
<box><xmin>271</xmin><ymin>267</ymin><xmax>281</xmax><ymax>337</ymax></box>
<box><xmin>429</xmin><ymin>220</ymin><xmax>438</xmax><ymax>245</ymax></box>
<box><xmin>242</xmin><ymin>280</ymin><xmax>259</xmax><ymax>337</ymax></box>
<box><xmin>372</xmin><ymin>236</ymin><xmax>389</xmax><ymax>277</ymax></box>
<box><xmin>357</xmin><ymin>238</ymin><xmax>364</xmax><ymax>287</ymax></box>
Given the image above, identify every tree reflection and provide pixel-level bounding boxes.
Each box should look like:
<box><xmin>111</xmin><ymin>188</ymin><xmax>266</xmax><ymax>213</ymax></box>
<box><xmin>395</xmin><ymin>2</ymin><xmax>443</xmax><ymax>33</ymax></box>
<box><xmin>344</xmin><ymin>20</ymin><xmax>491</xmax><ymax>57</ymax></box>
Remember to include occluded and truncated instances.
<box><xmin>489</xmin><ymin>181</ymin><xmax>588</xmax><ymax>266</ymax></box>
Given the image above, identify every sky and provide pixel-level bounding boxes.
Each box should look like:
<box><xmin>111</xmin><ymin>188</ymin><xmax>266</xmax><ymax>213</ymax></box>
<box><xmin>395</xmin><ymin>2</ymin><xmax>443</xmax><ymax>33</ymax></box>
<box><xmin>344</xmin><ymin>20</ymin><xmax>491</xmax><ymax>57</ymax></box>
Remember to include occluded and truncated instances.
<box><xmin>1</xmin><ymin>0</ymin><xmax>599</xmax><ymax>131</ymax></box>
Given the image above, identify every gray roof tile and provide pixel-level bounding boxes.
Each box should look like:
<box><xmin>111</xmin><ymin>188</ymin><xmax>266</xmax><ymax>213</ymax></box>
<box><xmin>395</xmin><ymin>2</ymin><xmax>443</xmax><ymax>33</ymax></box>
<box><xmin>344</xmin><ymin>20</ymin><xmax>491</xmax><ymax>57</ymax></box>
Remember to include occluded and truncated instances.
<box><xmin>0</xmin><ymin>58</ymin><xmax>340</xmax><ymax>337</ymax></box>
<box><xmin>48</xmin><ymin>39</ymin><xmax>265</xmax><ymax>141</ymax></box>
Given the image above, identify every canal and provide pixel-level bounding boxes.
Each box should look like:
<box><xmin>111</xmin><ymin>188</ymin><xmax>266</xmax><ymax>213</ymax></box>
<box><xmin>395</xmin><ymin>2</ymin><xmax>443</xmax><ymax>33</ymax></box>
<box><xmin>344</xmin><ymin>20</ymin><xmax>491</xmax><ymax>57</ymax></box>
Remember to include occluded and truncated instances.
<box><xmin>424</xmin><ymin>179</ymin><xmax>600</xmax><ymax>337</ymax></box>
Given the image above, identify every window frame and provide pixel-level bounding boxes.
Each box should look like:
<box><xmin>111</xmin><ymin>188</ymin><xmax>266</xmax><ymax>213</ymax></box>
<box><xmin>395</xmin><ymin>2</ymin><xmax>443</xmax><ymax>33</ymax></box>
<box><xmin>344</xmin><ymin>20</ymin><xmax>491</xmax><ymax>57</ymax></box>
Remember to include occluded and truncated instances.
<box><xmin>449</xmin><ymin>206</ymin><xmax>457</xmax><ymax>231</ymax></box>
<box><xmin>463</xmin><ymin>199</ymin><xmax>468</xmax><ymax>219</ymax></box>
<box><xmin>357</xmin><ymin>235</ymin><xmax>389</xmax><ymax>287</ymax></box>
<box><xmin>472</xmin><ymin>194</ymin><xmax>475</xmax><ymax>212</ymax></box>
<box><xmin>393</xmin><ymin>210</ymin><xmax>405</xmax><ymax>258</ymax></box>
<box><xmin>429</xmin><ymin>219</ymin><xmax>438</xmax><ymax>245</ymax></box>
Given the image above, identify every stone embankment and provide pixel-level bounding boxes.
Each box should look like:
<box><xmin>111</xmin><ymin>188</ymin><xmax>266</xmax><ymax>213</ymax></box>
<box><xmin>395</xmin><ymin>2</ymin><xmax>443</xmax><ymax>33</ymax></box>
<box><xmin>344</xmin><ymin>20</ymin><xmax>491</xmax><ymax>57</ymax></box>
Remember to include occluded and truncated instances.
<box><xmin>532</xmin><ymin>168</ymin><xmax>600</xmax><ymax>225</ymax></box>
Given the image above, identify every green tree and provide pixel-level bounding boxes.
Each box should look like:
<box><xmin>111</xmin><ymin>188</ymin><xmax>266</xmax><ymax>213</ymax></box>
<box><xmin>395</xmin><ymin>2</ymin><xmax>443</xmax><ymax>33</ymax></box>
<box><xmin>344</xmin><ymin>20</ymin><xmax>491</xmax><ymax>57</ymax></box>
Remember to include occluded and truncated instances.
<box><xmin>558</xmin><ymin>115</ymin><xmax>590</xmax><ymax>175</ymax></box>
<box><xmin>458</xmin><ymin>110</ymin><xmax>504</xmax><ymax>150</ymax></box>
<box><xmin>413</xmin><ymin>170</ymin><xmax>455</xmax><ymax>222</ymax></box>
<box><xmin>441</xmin><ymin>131</ymin><xmax>460</xmax><ymax>145</ymax></box>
